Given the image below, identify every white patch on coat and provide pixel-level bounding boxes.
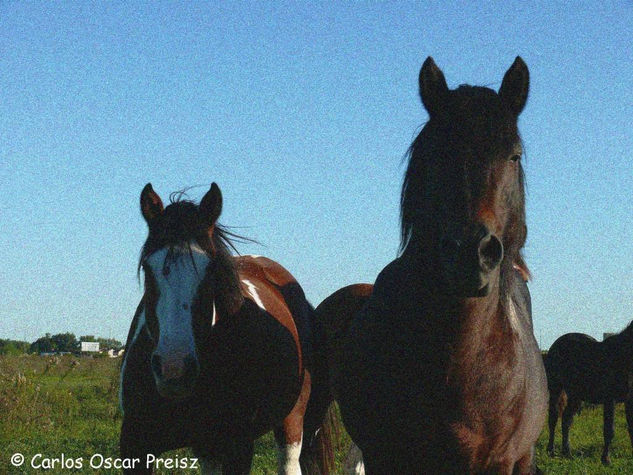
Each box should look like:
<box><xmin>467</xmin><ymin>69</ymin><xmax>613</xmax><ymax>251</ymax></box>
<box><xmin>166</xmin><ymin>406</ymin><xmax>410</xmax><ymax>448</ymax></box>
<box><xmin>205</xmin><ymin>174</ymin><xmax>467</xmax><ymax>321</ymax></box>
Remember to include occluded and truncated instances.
<box><xmin>146</xmin><ymin>243</ymin><xmax>210</xmax><ymax>368</ymax></box>
<box><xmin>277</xmin><ymin>434</ymin><xmax>302</xmax><ymax>475</ymax></box>
<box><xmin>343</xmin><ymin>443</ymin><xmax>365</xmax><ymax>475</ymax></box>
<box><xmin>507</xmin><ymin>297</ymin><xmax>522</xmax><ymax>333</ymax></box>
<box><xmin>119</xmin><ymin>308</ymin><xmax>146</xmax><ymax>414</ymax></box>
<box><xmin>242</xmin><ymin>279</ymin><xmax>266</xmax><ymax>310</ymax></box>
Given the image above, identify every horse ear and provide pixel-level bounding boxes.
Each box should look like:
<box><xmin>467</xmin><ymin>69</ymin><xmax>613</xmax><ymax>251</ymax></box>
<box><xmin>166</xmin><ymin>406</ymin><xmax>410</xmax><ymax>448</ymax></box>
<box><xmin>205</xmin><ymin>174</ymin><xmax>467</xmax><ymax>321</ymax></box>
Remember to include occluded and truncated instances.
<box><xmin>499</xmin><ymin>56</ymin><xmax>529</xmax><ymax>116</ymax></box>
<box><xmin>140</xmin><ymin>183</ymin><xmax>164</xmax><ymax>225</ymax></box>
<box><xmin>200</xmin><ymin>182</ymin><xmax>223</xmax><ymax>226</ymax></box>
<box><xmin>419</xmin><ymin>57</ymin><xmax>449</xmax><ymax>118</ymax></box>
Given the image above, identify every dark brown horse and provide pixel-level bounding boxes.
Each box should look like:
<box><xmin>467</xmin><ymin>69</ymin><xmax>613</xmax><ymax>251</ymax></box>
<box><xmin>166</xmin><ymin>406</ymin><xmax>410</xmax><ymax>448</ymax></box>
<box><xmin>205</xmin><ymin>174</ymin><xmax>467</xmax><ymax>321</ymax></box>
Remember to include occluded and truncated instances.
<box><xmin>119</xmin><ymin>183</ymin><xmax>334</xmax><ymax>474</ymax></box>
<box><xmin>545</xmin><ymin>323</ymin><xmax>633</xmax><ymax>465</ymax></box>
<box><xmin>317</xmin><ymin>57</ymin><xmax>548</xmax><ymax>474</ymax></box>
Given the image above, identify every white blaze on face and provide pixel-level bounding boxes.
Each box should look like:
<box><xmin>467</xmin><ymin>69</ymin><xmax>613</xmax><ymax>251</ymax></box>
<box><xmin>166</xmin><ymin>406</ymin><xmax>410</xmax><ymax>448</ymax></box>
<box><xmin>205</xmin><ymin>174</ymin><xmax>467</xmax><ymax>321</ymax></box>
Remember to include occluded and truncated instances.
<box><xmin>146</xmin><ymin>242</ymin><xmax>210</xmax><ymax>378</ymax></box>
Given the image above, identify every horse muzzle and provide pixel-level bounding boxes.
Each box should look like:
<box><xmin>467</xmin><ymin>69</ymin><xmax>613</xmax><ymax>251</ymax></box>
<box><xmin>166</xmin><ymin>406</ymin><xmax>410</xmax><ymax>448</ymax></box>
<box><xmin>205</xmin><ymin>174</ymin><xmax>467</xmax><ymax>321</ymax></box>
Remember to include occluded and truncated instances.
<box><xmin>439</xmin><ymin>224</ymin><xmax>504</xmax><ymax>297</ymax></box>
<box><xmin>151</xmin><ymin>353</ymin><xmax>200</xmax><ymax>399</ymax></box>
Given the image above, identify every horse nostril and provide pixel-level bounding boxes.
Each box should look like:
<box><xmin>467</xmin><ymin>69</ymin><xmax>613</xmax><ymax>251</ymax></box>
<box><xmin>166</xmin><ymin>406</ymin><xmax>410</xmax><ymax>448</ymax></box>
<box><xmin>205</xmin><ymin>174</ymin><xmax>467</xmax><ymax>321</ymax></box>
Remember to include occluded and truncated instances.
<box><xmin>478</xmin><ymin>233</ymin><xmax>503</xmax><ymax>271</ymax></box>
<box><xmin>151</xmin><ymin>354</ymin><xmax>162</xmax><ymax>379</ymax></box>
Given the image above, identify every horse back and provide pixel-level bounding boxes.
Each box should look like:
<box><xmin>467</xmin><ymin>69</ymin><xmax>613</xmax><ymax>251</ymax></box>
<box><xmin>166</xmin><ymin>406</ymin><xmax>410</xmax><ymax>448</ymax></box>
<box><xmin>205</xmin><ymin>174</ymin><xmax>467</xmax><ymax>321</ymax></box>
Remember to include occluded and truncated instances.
<box><xmin>545</xmin><ymin>332</ymin><xmax>624</xmax><ymax>402</ymax></box>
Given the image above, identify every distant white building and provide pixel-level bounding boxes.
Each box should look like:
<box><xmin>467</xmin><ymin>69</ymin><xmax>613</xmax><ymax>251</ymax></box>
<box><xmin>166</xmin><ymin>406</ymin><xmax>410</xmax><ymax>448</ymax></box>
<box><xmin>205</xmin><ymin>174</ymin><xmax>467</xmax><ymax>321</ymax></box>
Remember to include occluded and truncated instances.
<box><xmin>81</xmin><ymin>341</ymin><xmax>100</xmax><ymax>353</ymax></box>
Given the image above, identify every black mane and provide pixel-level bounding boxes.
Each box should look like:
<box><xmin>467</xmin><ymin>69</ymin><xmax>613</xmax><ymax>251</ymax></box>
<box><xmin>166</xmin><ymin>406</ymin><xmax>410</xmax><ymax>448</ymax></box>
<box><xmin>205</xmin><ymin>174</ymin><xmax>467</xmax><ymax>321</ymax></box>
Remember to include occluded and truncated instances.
<box><xmin>137</xmin><ymin>195</ymin><xmax>257</xmax><ymax>314</ymax></box>
<box><xmin>138</xmin><ymin>197</ymin><xmax>250</xmax><ymax>272</ymax></box>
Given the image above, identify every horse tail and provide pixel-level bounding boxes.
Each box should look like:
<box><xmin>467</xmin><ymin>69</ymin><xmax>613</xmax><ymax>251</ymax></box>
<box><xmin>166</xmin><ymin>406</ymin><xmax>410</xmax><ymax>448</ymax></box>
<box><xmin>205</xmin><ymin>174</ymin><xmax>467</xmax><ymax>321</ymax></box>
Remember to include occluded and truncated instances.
<box><xmin>343</xmin><ymin>442</ymin><xmax>365</xmax><ymax>474</ymax></box>
<box><xmin>543</xmin><ymin>349</ymin><xmax>573</xmax><ymax>417</ymax></box>
<box><xmin>300</xmin><ymin>297</ymin><xmax>338</xmax><ymax>474</ymax></box>
<box><xmin>542</xmin><ymin>348</ymin><xmax>562</xmax><ymax>395</ymax></box>
<box><xmin>300</xmin><ymin>283</ymin><xmax>373</xmax><ymax>474</ymax></box>
<box><xmin>300</xmin><ymin>402</ymin><xmax>339</xmax><ymax>475</ymax></box>
<box><xmin>557</xmin><ymin>389</ymin><xmax>568</xmax><ymax>417</ymax></box>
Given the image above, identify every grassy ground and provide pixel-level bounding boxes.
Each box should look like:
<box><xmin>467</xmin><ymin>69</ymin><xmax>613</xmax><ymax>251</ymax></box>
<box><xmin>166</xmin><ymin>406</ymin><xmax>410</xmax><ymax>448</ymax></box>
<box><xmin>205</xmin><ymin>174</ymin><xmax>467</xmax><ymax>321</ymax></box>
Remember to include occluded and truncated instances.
<box><xmin>1</xmin><ymin>355</ymin><xmax>632</xmax><ymax>474</ymax></box>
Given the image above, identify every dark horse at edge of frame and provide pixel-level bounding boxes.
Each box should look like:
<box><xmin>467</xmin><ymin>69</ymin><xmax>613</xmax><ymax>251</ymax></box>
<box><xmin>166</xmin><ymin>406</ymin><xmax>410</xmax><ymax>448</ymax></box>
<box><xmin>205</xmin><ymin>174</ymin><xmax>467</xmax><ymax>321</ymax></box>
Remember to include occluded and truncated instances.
<box><xmin>317</xmin><ymin>57</ymin><xmax>548</xmax><ymax>474</ymax></box>
<box><xmin>545</xmin><ymin>323</ymin><xmax>633</xmax><ymax>465</ymax></box>
<box><xmin>119</xmin><ymin>183</ymin><xmax>336</xmax><ymax>474</ymax></box>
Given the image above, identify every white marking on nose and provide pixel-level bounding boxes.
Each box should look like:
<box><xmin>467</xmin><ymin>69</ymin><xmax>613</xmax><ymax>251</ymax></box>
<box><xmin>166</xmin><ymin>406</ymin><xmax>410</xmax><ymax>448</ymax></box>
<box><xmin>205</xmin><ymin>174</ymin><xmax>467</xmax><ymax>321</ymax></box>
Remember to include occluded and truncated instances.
<box><xmin>146</xmin><ymin>242</ymin><xmax>210</xmax><ymax>371</ymax></box>
<box><xmin>242</xmin><ymin>279</ymin><xmax>266</xmax><ymax>310</ymax></box>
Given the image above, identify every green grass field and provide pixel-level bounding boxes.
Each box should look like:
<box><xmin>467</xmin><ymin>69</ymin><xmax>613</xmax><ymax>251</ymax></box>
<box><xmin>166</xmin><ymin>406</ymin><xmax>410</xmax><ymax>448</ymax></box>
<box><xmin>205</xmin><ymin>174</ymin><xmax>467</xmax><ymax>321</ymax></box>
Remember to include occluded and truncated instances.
<box><xmin>1</xmin><ymin>355</ymin><xmax>632</xmax><ymax>474</ymax></box>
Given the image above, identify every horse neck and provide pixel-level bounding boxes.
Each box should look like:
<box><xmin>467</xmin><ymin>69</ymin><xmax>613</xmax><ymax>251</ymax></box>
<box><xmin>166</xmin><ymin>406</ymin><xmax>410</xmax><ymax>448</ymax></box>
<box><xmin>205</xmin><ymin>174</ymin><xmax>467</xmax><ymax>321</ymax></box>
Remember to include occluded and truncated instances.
<box><xmin>452</xmin><ymin>287</ymin><xmax>509</xmax><ymax>357</ymax></box>
<box><xmin>212</xmin><ymin>253</ymin><xmax>245</xmax><ymax>317</ymax></box>
<box><xmin>395</xmin><ymin>245</ymin><xmax>511</xmax><ymax>345</ymax></box>
<box><xmin>608</xmin><ymin>325</ymin><xmax>633</xmax><ymax>371</ymax></box>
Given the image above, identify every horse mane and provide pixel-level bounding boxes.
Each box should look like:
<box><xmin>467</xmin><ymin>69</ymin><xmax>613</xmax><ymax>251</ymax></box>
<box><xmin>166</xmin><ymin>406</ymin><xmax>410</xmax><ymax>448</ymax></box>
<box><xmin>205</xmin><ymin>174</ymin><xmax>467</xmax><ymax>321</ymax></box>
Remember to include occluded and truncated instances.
<box><xmin>618</xmin><ymin>319</ymin><xmax>633</xmax><ymax>340</ymax></box>
<box><xmin>399</xmin><ymin>85</ymin><xmax>529</xmax><ymax>290</ymax></box>
<box><xmin>601</xmin><ymin>319</ymin><xmax>633</xmax><ymax>370</ymax></box>
<box><xmin>137</xmin><ymin>194</ymin><xmax>256</xmax><ymax>313</ymax></box>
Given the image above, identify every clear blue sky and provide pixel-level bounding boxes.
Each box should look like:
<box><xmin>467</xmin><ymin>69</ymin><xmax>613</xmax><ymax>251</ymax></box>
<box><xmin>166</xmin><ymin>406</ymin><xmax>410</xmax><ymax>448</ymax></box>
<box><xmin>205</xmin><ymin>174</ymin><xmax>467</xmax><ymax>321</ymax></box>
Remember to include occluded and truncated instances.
<box><xmin>1</xmin><ymin>2</ymin><xmax>631</xmax><ymax>349</ymax></box>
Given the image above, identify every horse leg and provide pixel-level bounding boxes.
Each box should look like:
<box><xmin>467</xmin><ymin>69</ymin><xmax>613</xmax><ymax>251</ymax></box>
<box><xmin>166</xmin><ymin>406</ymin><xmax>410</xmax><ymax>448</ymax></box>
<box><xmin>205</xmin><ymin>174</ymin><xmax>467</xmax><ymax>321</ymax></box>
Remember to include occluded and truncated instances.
<box><xmin>274</xmin><ymin>370</ymin><xmax>310</xmax><ymax>474</ymax></box>
<box><xmin>626</xmin><ymin>397</ymin><xmax>633</xmax><ymax>456</ymax></box>
<box><xmin>561</xmin><ymin>398</ymin><xmax>581</xmax><ymax>457</ymax></box>
<box><xmin>342</xmin><ymin>442</ymin><xmax>365</xmax><ymax>475</ymax></box>
<box><xmin>120</xmin><ymin>416</ymin><xmax>164</xmax><ymax>474</ymax></box>
<box><xmin>514</xmin><ymin>447</ymin><xmax>541</xmax><ymax>475</ymax></box>
<box><xmin>220</xmin><ymin>439</ymin><xmax>254</xmax><ymax>475</ymax></box>
<box><xmin>300</xmin><ymin>365</ymin><xmax>337</xmax><ymax>475</ymax></box>
<box><xmin>601</xmin><ymin>399</ymin><xmax>615</xmax><ymax>465</ymax></box>
<box><xmin>274</xmin><ymin>421</ymin><xmax>303</xmax><ymax>475</ymax></box>
<box><xmin>546</xmin><ymin>389</ymin><xmax>563</xmax><ymax>456</ymax></box>
<box><xmin>358</xmin><ymin>448</ymin><xmax>392</xmax><ymax>475</ymax></box>
<box><xmin>199</xmin><ymin>457</ymin><xmax>223</xmax><ymax>475</ymax></box>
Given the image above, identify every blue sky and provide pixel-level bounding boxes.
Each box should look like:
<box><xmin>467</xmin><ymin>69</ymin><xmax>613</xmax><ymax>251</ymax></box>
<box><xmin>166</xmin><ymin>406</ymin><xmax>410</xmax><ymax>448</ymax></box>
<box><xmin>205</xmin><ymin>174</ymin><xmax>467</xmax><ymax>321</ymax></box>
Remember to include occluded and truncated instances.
<box><xmin>1</xmin><ymin>2</ymin><xmax>631</xmax><ymax>348</ymax></box>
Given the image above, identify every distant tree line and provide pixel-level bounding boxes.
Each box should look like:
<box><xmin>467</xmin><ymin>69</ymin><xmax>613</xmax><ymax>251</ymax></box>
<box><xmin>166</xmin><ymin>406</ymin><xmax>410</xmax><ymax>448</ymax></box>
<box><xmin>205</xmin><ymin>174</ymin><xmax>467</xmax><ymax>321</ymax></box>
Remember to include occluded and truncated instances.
<box><xmin>0</xmin><ymin>339</ymin><xmax>31</xmax><ymax>355</ymax></box>
<box><xmin>0</xmin><ymin>333</ymin><xmax>123</xmax><ymax>355</ymax></box>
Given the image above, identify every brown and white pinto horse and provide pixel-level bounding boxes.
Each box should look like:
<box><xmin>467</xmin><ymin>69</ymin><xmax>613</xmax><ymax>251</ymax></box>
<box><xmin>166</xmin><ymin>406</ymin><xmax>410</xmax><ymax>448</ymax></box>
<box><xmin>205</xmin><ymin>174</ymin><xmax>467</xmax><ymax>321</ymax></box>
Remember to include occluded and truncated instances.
<box><xmin>119</xmin><ymin>183</ymin><xmax>334</xmax><ymax>474</ymax></box>
<box><xmin>317</xmin><ymin>57</ymin><xmax>548</xmax><ymax>474</ymax></box>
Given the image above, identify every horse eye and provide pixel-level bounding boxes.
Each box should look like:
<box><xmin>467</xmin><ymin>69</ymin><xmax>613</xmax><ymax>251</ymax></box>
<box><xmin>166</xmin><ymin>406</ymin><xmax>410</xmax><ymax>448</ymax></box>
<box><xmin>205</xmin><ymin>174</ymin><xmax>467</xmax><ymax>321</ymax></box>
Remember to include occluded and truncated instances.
<box><xmin>510</xmin><ymin>154</ymin><xmax>521</xmax><ymax>162</ymax></box>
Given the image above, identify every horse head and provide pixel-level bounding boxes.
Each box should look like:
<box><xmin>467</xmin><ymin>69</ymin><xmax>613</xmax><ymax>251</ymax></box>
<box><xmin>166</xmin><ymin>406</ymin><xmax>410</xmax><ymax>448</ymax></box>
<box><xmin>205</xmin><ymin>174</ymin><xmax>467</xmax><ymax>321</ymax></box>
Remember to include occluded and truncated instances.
<box><xmin>138</xmin><ymin>183</ymin><xmax>225</xmax><ymax>399</ymax></box>
<box><xmin>401</xmin><ymin>57</ymin><xmax>529</xmax><ymax>297</ymax></box>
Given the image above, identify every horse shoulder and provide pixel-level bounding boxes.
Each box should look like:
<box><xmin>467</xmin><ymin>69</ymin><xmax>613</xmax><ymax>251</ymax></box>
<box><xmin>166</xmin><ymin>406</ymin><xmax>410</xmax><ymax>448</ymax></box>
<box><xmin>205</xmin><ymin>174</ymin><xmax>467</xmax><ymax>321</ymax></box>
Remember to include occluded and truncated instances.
<box><xmin>236</xmin><ymin>257</ymin><xmax>303</xmax><ymax>372</ymax></box>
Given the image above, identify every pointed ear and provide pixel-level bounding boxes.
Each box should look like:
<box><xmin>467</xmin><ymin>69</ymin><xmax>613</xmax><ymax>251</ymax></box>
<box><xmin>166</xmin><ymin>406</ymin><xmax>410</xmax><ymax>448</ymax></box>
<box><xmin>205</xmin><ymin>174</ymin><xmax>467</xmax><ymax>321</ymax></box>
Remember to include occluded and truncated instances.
<box><xmin>419</xmin><ymin>57</ymin><xmax>449</xmax><ymax>118</ymax></box>
<box><xmin>199</xmin><ymin>183</ymin><xmax>223</xmax><ymax>226</ymax></box>
<box><xmin>140</xmin><ymin>183</ymin><xmax>164</xmax><ymax>225</ymax></box>
<box><xmin>499</xmin><ymin>56</ymin><xmax>529</xmax><ymax>116</ymax></box>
